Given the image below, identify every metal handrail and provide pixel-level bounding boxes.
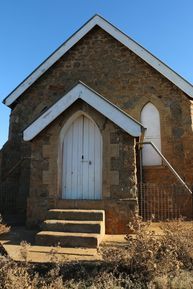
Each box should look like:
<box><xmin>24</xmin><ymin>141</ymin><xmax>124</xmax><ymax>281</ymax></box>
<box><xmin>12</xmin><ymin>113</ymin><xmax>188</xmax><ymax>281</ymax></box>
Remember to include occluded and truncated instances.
<box><xmin>138</xmin><ymin>141</ymin><xmax>192</xmax><ymax>194</ymax></box>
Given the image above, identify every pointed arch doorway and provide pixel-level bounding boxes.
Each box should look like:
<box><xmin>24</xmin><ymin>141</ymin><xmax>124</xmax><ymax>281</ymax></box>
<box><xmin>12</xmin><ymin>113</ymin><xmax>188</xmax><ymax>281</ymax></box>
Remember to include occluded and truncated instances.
<box><xmin>61</xmin><ymin>113</ymin><xmax>102</xmax><ymax>200</ymax></box>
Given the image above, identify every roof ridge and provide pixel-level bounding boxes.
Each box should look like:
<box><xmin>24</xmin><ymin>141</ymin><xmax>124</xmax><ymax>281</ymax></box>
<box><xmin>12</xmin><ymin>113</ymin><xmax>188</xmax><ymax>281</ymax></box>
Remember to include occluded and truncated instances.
<box><xmin>3</xmin><ymin>15</ymin><xmax>193</xmax><ymax>107</ymax></box>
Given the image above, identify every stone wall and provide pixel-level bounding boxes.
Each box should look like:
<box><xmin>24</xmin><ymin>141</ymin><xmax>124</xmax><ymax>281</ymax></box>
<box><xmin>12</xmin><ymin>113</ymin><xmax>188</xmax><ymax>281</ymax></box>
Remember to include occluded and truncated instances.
<box><xmin>0</xmin><ymin>140</ymin><xmax>31</xmax><ymax>221</ymax></box>
<box><xmin>8</xmin><ymin>26</ymin><xmax>193</xmax><ymax>181</ymax></box>
<box><xmin>27</xmin><ymin>101</ymin><xmax>138</xmax><ymax>233</ymax></box>
<box><xmin>2</xmin><ymin>25</ymin><xmax>193</xmax><ymax>224</ymax></box>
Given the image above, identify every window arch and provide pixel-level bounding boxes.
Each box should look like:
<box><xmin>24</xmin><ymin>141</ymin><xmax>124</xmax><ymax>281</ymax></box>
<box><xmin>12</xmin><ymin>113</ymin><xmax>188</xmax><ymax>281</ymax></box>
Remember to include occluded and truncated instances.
<box><xmin>141</xmin><ymin>103</ymin><xmax>161</xmax><ymax>166</ymax></box>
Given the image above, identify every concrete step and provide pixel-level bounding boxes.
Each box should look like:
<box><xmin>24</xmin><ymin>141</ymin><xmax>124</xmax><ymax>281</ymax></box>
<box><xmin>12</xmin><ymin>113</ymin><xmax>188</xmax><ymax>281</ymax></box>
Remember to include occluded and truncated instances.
<box><xmin>47</xmin><ymin>209</ymin><xmax>104</xmax><ymax>222</ymax></box>
<box><xmin>36</xmin><ymin>231</ymin><xmax>101</xmax><ymax>248</ymax></box>
<box><xmin>42</xmin><ymin>219</ymin><xmax>103</xmax><ymax>234</ymax></box>
<box><xmin>36</xmin><ymin>209</ymin><xmax>105</xmax><ymax>248</ymax></box>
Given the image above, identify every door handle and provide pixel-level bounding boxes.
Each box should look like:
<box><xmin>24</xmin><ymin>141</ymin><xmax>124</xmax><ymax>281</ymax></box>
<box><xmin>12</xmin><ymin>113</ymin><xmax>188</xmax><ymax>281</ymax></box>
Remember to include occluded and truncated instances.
<box><xmin>80</xmin><ymin>160</ymin><xmax>92</xmax><ymax>164</ymax></box>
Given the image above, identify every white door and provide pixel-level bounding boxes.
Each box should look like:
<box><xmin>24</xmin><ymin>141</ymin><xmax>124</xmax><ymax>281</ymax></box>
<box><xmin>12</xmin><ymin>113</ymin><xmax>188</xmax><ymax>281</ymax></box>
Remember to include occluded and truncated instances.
<box><xmin>62</xmin><ymin>115</ymin><xmax>102</xmax><ymax>199</ymax></box>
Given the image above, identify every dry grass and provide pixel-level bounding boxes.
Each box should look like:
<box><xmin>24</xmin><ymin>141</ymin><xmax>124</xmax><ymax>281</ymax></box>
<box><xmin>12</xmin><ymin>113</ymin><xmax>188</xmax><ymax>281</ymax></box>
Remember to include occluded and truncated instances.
<box><xmin>1</xmin><ymin>214</ymin><xmax>193</xmax><ymax>288</ymax></box>
<box><xmin>101</xmin><ymin>214</ymin><xmax>193</xmax><ymax>288</ymax></box>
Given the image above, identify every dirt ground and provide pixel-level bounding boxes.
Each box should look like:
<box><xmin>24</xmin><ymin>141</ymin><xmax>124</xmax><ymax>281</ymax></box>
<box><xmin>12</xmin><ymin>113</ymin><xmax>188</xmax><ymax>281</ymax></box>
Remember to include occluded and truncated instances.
<box><xmin>0</xmin><ymin>223</ymin><xmax>163</xmax><ymax>263</ymax></box>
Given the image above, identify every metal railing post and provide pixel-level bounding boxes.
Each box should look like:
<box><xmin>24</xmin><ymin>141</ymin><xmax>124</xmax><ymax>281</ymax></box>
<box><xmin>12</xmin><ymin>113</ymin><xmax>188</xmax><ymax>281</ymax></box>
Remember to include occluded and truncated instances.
<box><xmin>138</xmin><ymin>141</ymin><xmax>192</xmax><ymax>195</ymax></box>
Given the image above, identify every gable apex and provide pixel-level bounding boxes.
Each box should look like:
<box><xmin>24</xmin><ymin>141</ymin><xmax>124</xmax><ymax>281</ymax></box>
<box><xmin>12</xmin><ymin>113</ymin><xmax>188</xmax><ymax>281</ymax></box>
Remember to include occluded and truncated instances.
<box><xmin>23</xmin><ymin>82</ymin><xmax>144</xmax><ymax>141</ymax></box>
<box><xmin>3</xmin><ymin>14</ymin><xmax>193</xmax><ymax>107</ymax></box>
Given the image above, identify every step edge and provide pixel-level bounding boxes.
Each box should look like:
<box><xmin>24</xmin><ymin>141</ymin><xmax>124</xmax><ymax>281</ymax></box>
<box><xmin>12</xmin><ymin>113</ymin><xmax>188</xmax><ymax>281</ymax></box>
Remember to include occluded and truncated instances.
<box><xmin>44</xmin><ymin>220</ymin><xmax>103</xmax><ymax>224</ymax></box>
<box><xmin>49</xmin><ymin>209</ymin><xmax>105</xmax><ymax>213</ymax></box>
<box><xmin>37</xmin><ymin>231</ymin><xmax>101</xmax><ymax>238</ymax></box>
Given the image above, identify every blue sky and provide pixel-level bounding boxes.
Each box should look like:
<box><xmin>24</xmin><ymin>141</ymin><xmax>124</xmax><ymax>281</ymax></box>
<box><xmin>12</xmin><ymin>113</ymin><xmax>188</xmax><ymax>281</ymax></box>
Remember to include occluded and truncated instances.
<box><xmin>0</xmin><ymin>0</ymin><xmax>193</xmax><ymax>148</ymax></box>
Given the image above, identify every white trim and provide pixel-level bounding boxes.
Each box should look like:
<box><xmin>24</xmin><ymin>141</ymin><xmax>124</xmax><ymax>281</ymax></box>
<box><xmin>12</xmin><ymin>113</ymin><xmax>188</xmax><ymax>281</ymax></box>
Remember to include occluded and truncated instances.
<box><xmin>4</xmin><ymin>14</ymin><xmax>193</xmax><ymax>106</ymax></box>
<box><xmin>23</xmin><ymin>82</ymin><xmax>143</xmax><ymax>141</ymax></box>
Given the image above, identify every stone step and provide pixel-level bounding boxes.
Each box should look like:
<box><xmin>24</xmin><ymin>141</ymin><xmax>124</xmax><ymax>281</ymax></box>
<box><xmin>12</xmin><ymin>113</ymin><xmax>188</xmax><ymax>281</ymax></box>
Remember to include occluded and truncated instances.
<box><xmin>47</xmin><ymin>209</ymin><xmax>104</xmax><ymax>222</ymax></box>
<box><xmin>42</xmin><ymin>219</ymin><xmax>104</xmax><ymax>234</ymax></box>
<box><xmin>36</xmin><ymin>231</ymin><xmax>101</xmax><ymax>248</ymax></box>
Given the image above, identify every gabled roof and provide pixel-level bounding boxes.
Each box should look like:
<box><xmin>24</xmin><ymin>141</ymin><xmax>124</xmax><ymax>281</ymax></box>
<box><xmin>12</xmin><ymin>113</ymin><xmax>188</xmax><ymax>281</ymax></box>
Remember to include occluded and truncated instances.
<box><xmin>23</xmin><ymin>82</ymin><xmax>144</xmax><ymax>141</ymax></box>
<box><xmin>3</xmin><ymin>15</ymin><xmax>193</xmax><ymax>107</ymax></box>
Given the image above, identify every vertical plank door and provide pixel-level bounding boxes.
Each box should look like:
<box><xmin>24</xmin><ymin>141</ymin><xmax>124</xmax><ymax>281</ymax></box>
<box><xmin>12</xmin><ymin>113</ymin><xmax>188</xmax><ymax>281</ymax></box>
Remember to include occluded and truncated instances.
<box><xmin>62</xmin><ymin>115</ymin><xmax>102</xmax><ymax>199</ymax></box>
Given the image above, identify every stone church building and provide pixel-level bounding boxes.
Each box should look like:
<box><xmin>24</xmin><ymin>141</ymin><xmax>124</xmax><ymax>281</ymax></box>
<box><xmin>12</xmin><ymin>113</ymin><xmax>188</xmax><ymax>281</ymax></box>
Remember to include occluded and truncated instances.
<box><xmin>1</xmin><ymin>15</ymin><xmax>193</xmax><ymax>238</ymax></box>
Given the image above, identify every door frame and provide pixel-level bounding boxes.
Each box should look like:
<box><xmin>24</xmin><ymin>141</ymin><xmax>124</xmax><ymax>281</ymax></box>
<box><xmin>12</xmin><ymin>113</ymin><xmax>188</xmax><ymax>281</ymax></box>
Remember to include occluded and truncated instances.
<box><xmin>58</xmin><ymin>110</ymin><xmax>102</xmax><ymax>199</ymax></box>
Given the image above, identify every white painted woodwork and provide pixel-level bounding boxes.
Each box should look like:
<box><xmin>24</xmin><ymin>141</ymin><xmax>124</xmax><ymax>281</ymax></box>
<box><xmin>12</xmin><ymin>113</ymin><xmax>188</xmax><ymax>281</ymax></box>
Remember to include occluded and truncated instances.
<box><xmin>23</xmin><ymin>82</ymin><xmax>143</xmax><ymax>141</ymax></box>
<box><xmin>62</xmin><ymin>115</ymin><xmax>102</xmax><ymax>199</ymax></box>
<box><xmin>4</xmin><ymin>15</ymin><xmax>193</xmax><ymax>107</ymax></box>
<box><xmin>141</xmin><ymin>103</ymin><xmax>162</xmax><ymax>166</ymax></box>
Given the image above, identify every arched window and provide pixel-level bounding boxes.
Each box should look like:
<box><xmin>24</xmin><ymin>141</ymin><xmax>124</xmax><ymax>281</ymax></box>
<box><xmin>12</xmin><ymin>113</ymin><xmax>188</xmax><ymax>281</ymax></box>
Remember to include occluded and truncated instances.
<box><xmin>141</xmin><ymin>103</ymin><xmax>161</xmax><ymax>166</ymax></box>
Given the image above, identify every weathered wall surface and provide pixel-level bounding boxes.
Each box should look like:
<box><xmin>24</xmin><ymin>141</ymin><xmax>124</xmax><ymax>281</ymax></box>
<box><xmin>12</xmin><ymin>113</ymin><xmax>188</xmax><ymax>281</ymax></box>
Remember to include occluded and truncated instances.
<box><xmin>1</xmin><ymin>25</ymin><xmax>193</xmax><ymax>225</ymax></box>
<box><xmin>0</xmin><ymin>140</ymin><xmax>31</xmax><ymax>221</ymax></box>
<box><xmin>8</xmin><ymin>26</ymin><xmax>193</xmax><ymax>180</ymax></box>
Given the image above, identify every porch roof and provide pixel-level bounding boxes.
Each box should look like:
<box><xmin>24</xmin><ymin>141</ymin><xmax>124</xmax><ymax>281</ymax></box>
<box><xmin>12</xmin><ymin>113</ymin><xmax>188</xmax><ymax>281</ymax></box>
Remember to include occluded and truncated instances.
<box><xmin>23</xmin><ymin>81</ymin><xmax>145</xmax><ymax>141</ymax></box>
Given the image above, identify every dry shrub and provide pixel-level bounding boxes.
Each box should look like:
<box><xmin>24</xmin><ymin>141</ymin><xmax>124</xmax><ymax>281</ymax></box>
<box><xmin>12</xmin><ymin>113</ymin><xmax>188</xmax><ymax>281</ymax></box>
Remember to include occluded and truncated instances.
<box><xmin>0</xmin><ymin>258</ymin><xmax>141</xmax><ymax>289</ymax></box>
<box><xmin>62</xmin><ymin>271</ymin><xmax>141</xmax><ymax>289</ymax></box>
<box><xmin>48</xmin><ymin>244</ymin><xmax>68</xmax><ymax>264</ymax></box>
<box><xmin>0</xmin><ymin>259</ymin><xmax>63</xmax><ymax>289</ymax></box>
<box><xmin>20</xmin><ymin>241</ymin><xmax>31</xmax><ymax>262</ymax></box>
<box><xmin>102</xmin><ymin>214</ymin><xmax>193</xmax><ymax>286</ymax></box>
<box><xmin>1</xmin><ymin>215</ymin><xmax>193</xmax><ymax>288</ymax></box>
<box><xmin>0</xmin><ymin>215</ymin><xmax>10</xmax><ymax>235</ymax></box>
<box><xmin>0</xmin><ymin>261</ymin><xmax>35</xmax><ymax>289</ymax></box>
<box><xmin>149</xmin><ymin>270</ymin><xmax>193</xmax><ymax>289</ymax></box>
<box><xmin>160</xmin><ymin>219</ymin><xmax>193</xmax><ymax>268</ymax></box>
